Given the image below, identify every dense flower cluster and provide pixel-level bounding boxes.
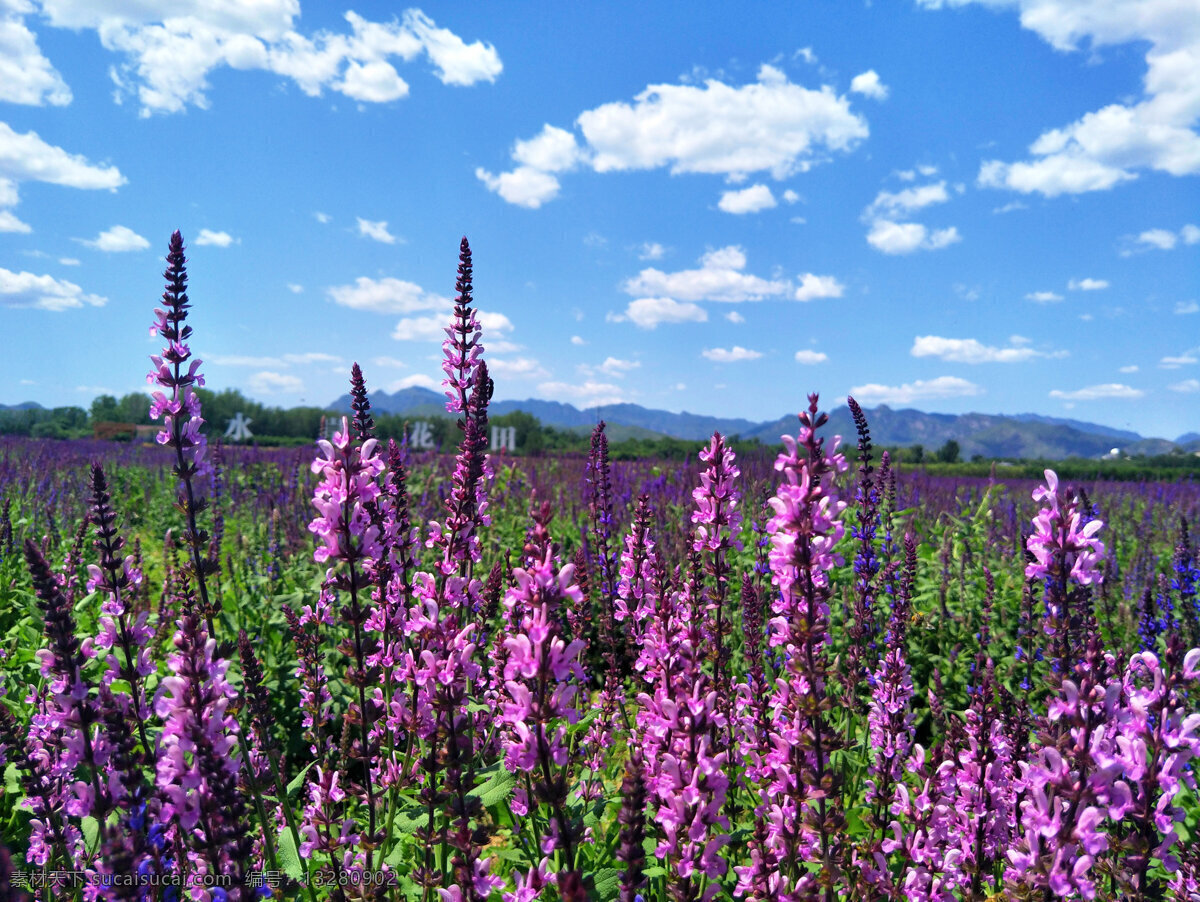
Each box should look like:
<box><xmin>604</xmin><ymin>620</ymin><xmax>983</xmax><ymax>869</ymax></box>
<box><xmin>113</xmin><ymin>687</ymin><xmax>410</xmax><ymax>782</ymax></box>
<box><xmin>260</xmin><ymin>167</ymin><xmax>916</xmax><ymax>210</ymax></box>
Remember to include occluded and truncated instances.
<box><xmin>6</xmin><ymin>231</ymin><xmax>1200</xmax><ymax>902</ymax></box>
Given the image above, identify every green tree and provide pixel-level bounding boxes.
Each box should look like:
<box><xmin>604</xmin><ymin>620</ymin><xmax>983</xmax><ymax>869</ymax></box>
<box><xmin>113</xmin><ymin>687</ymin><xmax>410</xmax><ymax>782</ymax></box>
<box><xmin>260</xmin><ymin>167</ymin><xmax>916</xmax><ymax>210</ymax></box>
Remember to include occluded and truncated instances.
<box><xmin>936</xmin><ymin>439</ymin><xmax>961</xmax><ymax>463</ymax></box>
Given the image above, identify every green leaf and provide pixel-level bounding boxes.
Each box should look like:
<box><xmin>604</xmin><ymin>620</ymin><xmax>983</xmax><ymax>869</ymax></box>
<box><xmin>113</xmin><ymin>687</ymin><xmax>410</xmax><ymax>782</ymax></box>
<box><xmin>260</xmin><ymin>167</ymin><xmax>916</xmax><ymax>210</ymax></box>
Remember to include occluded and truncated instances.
<box><xmin>276</xmin><ymin>827</ymin><xmax>306</xmax><ymax>882</ymax></box>
<box><xmin>4</xmin><ymin>763</ymin><xmax>20</xmax><ymax>796</ymax></box>
<box><xmin>590</xmin><ymin>867</ymin><xmax>619</xmax><ymax>900</ymax></box>
<box><xmin>470</xmin><ymin>764</ymin><xmax>517</xmax><ymax>809</ymax></box>
<box><xmin>81</xmin><ymin>816</ymin><xmax>100</xmax><ymax>855</ymax></box>
<box><xmin>285</xmin><ymin>759</ymin><xmax>318</xmax><ymax>799</ymax></box>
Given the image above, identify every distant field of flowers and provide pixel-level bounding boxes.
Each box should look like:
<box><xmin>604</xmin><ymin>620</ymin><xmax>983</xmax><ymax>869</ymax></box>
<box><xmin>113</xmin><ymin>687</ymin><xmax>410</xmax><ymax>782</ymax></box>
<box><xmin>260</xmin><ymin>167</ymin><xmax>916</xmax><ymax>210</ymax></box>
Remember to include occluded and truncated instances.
<box><xmin>2</xmin><ymin>233</ymin><xmax>1200</xmax><ymax>901</ymax></box>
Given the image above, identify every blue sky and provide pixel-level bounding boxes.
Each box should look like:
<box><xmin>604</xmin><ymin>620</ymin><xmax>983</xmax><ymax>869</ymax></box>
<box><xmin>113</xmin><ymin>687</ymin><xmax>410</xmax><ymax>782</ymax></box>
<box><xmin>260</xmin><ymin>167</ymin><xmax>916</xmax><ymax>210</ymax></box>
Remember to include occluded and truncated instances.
<box><xmin>1</xmin><ymin>0</ymin><xmax>1198</xmax><ymax>439</ymax></box>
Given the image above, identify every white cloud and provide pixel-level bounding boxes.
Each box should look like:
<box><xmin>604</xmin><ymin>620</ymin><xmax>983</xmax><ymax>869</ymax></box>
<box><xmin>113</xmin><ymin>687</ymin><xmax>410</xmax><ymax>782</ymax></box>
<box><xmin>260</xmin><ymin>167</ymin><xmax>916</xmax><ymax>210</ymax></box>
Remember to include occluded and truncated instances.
<box><xmin>34</xmin><ymin>6</ymin><xmax>500</xmax><ymax>116</ymax></box>
<box><xmin>1169</xmin><ymin>378</ymin><xmax>1200</xmax><ymax>393</ymax></box>
<box><xmin>195</xmin><ymin>228</ymin><xmax>235</xmax><ymax>247</ymax></box>
<box><xmin>475</xmin><ymin>165</ymin><xmax>561</xmax><ymax>208</ymax></box>
<box><xmin>782</xmin><ymin>189</ymin><xmax>801</xmax><ymax>203</ymax></box>
<box><xmin>1160</xmin><ymin>352</ymin><xmax>1198</xmax><ymax>368</ymax></box>
<box><xmin>371</xmin><ymin>355</ymin><xmax>407</xmax><ymax>368</ymax></box>
<box><xmin>1025</xmin><ymin>290</ymin><xmax>1063</xmax><ymax>303</ymax></box>
<box><xmin>287</xmin><ymin>283</ymin><xmax>303</xmax><ymax>294</ymax></box>
<box><xmin>336</xmin><ymin>60</ymin><xmax>408</xmax><ymax>102</ymax></box>
<box><xmin>0</xmin><ymin>266</ymin><xmax>107</xmax><ymax>311</ymax></box>
<box><xmin>570</xmin><ymin>335</ymin><xmax>586</xmax><ymax>345</ymax></box>
<box><xmin>1049</xmin><ymin>383</ymin><xmax>1144</xmax><ymax>401</ymax></box>
<box><xmin>57</xmin><ymin>257</ymin><xmax>79</xmax><ymax>266</ymax></box>
<box><xmin>726</xmin><ymin>311</ymin><xmax>745</xmax><ymax>323</ymax></box>
<box><xmin>387</xmin><ymin>373</ymin><xmax>440</xmax><ymax>392</ymax></box>
<box><xmin>849</xmin><ymin>69</ymin><xmax>889</xmax><ymax>100</ymax></box>
<box><xmin>1135</xmin><ymin>228</ymin><xmax>1178</xmax><ymax>250</ymax></box>
<box><xmin>0</xmin><ymin>9</ymin><xmax>72</xmax><ymax>106</ymax></box>
<box><xmin>614</xmin><ymin>296</ymin><xmax>708</xmax><ymax>329</ymax></box>
<box><xmin>357</xmin><ymin>217</ymin><xmax>398</xmax><ymax>244</ymax></box>
<box><xmin>480</xmin><ymin>62</ymin><xmax>868</xmax><ymax>207</ymax></box>
<box><xmin>1183</xmin><ymin>224</ymin><xmax>1200</xmax><ymax>244</ymax></box>
<box><xmin>944</xmin><ymin>0</ymin><xmax>1200</xmax><ymax>197</ymax></box>
<box><xmin>207</xmin><ymin>351</ymin><xmax>340</xmax><ymax>368</ymax></box>
<box><xmin>1119</xmin><ymin>365</ymin><xmax>1139</xmax><ymax>373</ymax></box>
<box><xmin>993</xmin><ymin>200</ymin><xmax>1029</xmax><ymax>213</ymax></box>
<box><xmin>794</xmin><ymin>273</ymin><xmax>844</xmax><ymax>302</ymax></box>
<box><xmin>80</xmin><ymin>224</ymin><xmax>149</xmax><ymax>252</ymax></box>
<box><xmin>911</xmin><ymin>335</ymin><xmax>1065</xmax><ymax>363</ymax></box>
<box><xmin>866</xmin><ymin>220</ymin><xmax>960</xmax><ymax>254</ymax></box>
<box><xmin>1068</xmin><ymin>277</ymin><xmax>1109</xmax><ymax>291</ymax></box>
<box><xmin>794</xmin><ymin>349</ymin><xmax>828</xmax><ymax>364</ymax></box>
<box><xmin>638</xmin><ymin>242</ymin><xmax>666</xmax><ymax>261</ymax></box>
<box><xmin>866</xmin><ymin>181</ymin><xmax>950</xmax><ymax>219</ymax></box>
<box><xmin>247</xmin><ymin>370</ymin><xmax>303</xmax><ymax>395</ymax></box>
<box><xmin>392</xmin><ymin>309</ymin><xmax>513</xmax><ymax>341</ymax></box>
<box><xmin>284</xmin><ymin>352</ymin><xmax>341</xmax><ymax>366</ymax></box>
<box><xmin>327</xmin><ymin>276</ymin><xmax>447</xmax><ymax>313</ymax></box>
<box><xmin>489</xmin><ymin>356</ymin><xmax>549</xmax><ymax>379</ymax></box>
<box><xmin>0</xmin><ymin>209</ymin><xmax>31</xmax><ymax>232</ymax></box>
<box><xmin>849</xmin><ymin>375</ymin><xmax>983</xmax><ymax>405</ymax></box>
<box><xmin>1176</xmin><ymin>300</ymin><xmax>1199</xmax><ymax>314</ymax></box>
<box><xmin>536</xmin><ymin>379</ymin><xmax>627</xmax><ymax>408</ymax></box>
<box><xmin>512</xmin><ymin>124</ymin><xmax>582</xmax><ymax>172</ymax></box>
<box><xmin>702</xmin><ymin>345</ymin><xmax>762</xmax><ymax>363</ymax></box>
<box><xmin>623</xmin><ymin>246</ymin><xmax>789</xmax><ymax>303</ymax></box>
<box><xmin>862</xmin><ymin>180</ymin><xmax>959</xmax><ymax>253</ymax></box>
<box><xmin>717</xmin><ymin>183</ymin><xmax>776</xmax><ymax>214</ymax></box>
<box><xmin>0</xmin><ymin>122</ymin><xmax>125</xmax><ymax>191</ymax></box>
<box><xmin>314</xmin><ymin>211</ymin><xmax>331</xmax><ymax>224</ymax></box>
<box><xmin>598</xmin><ymin>356</ymin><xmax>640</xmax><ymax>377</ymax></box>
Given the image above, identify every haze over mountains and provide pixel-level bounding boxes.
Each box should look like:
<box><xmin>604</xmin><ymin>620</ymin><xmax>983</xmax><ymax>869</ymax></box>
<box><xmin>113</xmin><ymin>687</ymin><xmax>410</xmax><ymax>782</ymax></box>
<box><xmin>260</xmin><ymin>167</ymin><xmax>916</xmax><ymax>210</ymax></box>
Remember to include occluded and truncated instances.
<box><xmin>327</xmin><ymin>388</ymin><xmax>1200</xmax><ymax>461</ymax></box>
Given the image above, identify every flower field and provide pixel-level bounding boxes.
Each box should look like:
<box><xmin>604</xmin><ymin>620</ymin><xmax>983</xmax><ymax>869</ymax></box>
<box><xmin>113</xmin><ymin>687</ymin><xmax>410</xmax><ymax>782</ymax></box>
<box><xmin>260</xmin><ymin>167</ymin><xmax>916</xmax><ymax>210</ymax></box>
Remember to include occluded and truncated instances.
<box><xmin>2</xmin><ymin>233</ymin><xmax>1200</xmax><ymax>901</ymax></box>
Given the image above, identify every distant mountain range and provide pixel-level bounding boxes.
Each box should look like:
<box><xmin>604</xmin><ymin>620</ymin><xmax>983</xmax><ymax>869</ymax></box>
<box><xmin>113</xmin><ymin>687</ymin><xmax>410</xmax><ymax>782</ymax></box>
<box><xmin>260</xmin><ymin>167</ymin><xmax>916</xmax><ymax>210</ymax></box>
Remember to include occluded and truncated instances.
<box><xmin>0</xmin><ymin>401</ymin><xmax>44</xmax><ymax>411</ymax></box>
<box><xmin>329</xmin><ymin>387</ymin><xmax>1200</xmax><ymax>461</ymax></box>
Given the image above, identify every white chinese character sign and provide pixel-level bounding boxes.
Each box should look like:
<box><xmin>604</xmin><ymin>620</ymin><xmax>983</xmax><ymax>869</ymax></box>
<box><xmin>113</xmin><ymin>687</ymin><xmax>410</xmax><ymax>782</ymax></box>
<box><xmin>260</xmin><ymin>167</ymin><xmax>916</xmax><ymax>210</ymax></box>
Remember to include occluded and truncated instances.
<box><xmin>490</xmin><ymin>426</ymin><xmax>517</xmax><ymax>452</ymax></box>
<box><xmin>410</xmin><ymin>421</ymin><xmax>434</xmax><ymax>450</ymax></box>
<box><xmin>224</xmin><ymin>412</ymin><xmax>253</xmax><ymax>442</ymax></box>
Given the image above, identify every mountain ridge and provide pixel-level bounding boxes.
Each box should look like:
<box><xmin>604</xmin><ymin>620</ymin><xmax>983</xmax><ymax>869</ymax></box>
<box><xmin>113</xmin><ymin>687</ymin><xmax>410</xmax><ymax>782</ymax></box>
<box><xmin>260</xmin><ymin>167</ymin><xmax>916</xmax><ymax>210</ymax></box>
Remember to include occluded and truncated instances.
<box><xmin>327</xmin><ymin>388</ymin><xmax>1193</xmax><ymax>460</ymax></box>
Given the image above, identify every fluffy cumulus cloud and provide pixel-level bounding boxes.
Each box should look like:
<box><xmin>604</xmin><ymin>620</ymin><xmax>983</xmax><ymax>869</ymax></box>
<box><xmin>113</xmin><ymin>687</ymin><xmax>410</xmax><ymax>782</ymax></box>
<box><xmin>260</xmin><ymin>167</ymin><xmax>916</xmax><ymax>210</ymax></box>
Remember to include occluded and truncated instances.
<box><xmin>1068</xmin><ymin>277</ymin><xmax>1109</xmax><ymax>291</ymax></box>
<box><xmin>848</xmin><ymin>375</ymin><xmax>983</xmax><ymax>404</ymax></box>
<box><xmin>702</xmin><ymin>345</ymin><xmax>762</xmax><ymax>362</ymax></box>
<box><xmin>1159</xmin><ymin>351</ymin><xmax>1198</xmax><ymax>368</ymax></box>
<box><xmin>638</xmin><ymin>242</ymin><xmax>666</xmax><ymax>260</ymax></box>
<box><xmin>0</xmin><ymin>266</ymin><xmax>107</xmax><ymax>311</ymax></box>
<box><xmin>928</xmin><ymin>0</ymin><xmax>1200</xmax><ymax>196</ymax></box>
<box><xmin>0</xmin><ymin>123</ymin><xmax>125</xmax><ymax>227</ymax></box>
<box><xmin>613</xmin><ymin>296</ymin><xmax>708</xmax><ymax>329</ymax></box>
<box><xmin>479</xmin><ymin>62</ymin><xmax>868</xmax><ymax>206</ymax></box>
<box><xmin>29</xmin><ymin>5</ymin><xmax>500</xmax><ymax>116</ymax></box>
<box><xmin>536</xmin><ymin>379</ymin><xmax>627</xmax><ymax>408</ymax></box>
<box><xmin>863</xmin><ymin>179</ymin><xmax>959</xmax><ymax>253</ymax></box>
<box><xmin>195</xmin><ymin>228</ymin><xmax>235</xmax><ymax>247</ymax></box>
<box><xmin>794</xmin><ymin>273</ymin><xmax>844</xmax><ymax>301</ymax></box>
<box><xmin>1169</xmin><ymin>378</ymin><xmax>1200</xmax><ymax>393</ymax></box>
<box><xmin>327</xmin><ymin>276</ymin><xmax>447</xmax><ymax>313</ymax></box>
<box><xmin>393</xmin><ymin>309</ymin><xmax>513</xmax><ymax>342</ymax></box>
<box><xmin>866</xmin><ymin>219</ymin><xmax>960</xmax><ymax>254</ymax></box>
<box><xmin>80</xmin><ymin>224</ymin><xmax>149</xmax><ymax>252</ymax></box>
<box><xmin>794</xmin><ymin>349</ymin><xmax>828</xmax><ymax>364</ymax></box>
<box><xmin>0</xmin><ymin>4</ymin><xmax>72</xmax><ymax>106</ymax></box>
<box><xmin>598</xmin><ymin>356</ymin><xmax>640</xmax><ymax>377</ymax></box>
<box><xmin>911</xmin><ymin>335</ymin><xmax>1066</xmax><ymax>363</ymax></box>
<box><xmin>622</xmin><ymin>246</ymin><xmax>790</xmax><ymax>303</ymax></box>
<box><xmin>849</xmin><ymin>69</ymin><xmax>889</xmax><ymax>100</ymax></box>
<box><xmin>717</xmin><ymin>183</ymin><xmax>776</xmax><ymax>214</ymax></box>
<box><xmin>1049</xmin><ymin>383</ymin><xmax>1145</xmax><ymax>401</ymax></box>
<box><xmin>1123</xmin><ymin>223</ymin><xmax>1200</xmax><ymax>254</ymax></box>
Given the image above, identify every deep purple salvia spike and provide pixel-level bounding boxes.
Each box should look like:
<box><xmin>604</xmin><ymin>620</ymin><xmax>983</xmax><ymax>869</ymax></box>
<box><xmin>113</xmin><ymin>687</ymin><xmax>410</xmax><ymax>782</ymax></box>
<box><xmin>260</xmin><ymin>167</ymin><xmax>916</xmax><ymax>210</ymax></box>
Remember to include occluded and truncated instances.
<box><xmin>349</xmin><ymin>362</ymin><xmax>375</xmax><ymax>442</ymax></box>
<box><xmin>147</xmin><ymin>230</ymin><xmax>220</xmax><ymax>636</ymax></box>
<box><xmin>615</xmin><ymin>752</ymin><xmax>648</xmax><ymax>902</ymax></box>
<box><xmin>846</xmin><ymin>396</ymin><xmax>882</xmax><ymax>700</ymax></box>
<box><xmin>442</xmin><ymin>236</ymin><xmax>481</xmax><ymax>417</ymax></box>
